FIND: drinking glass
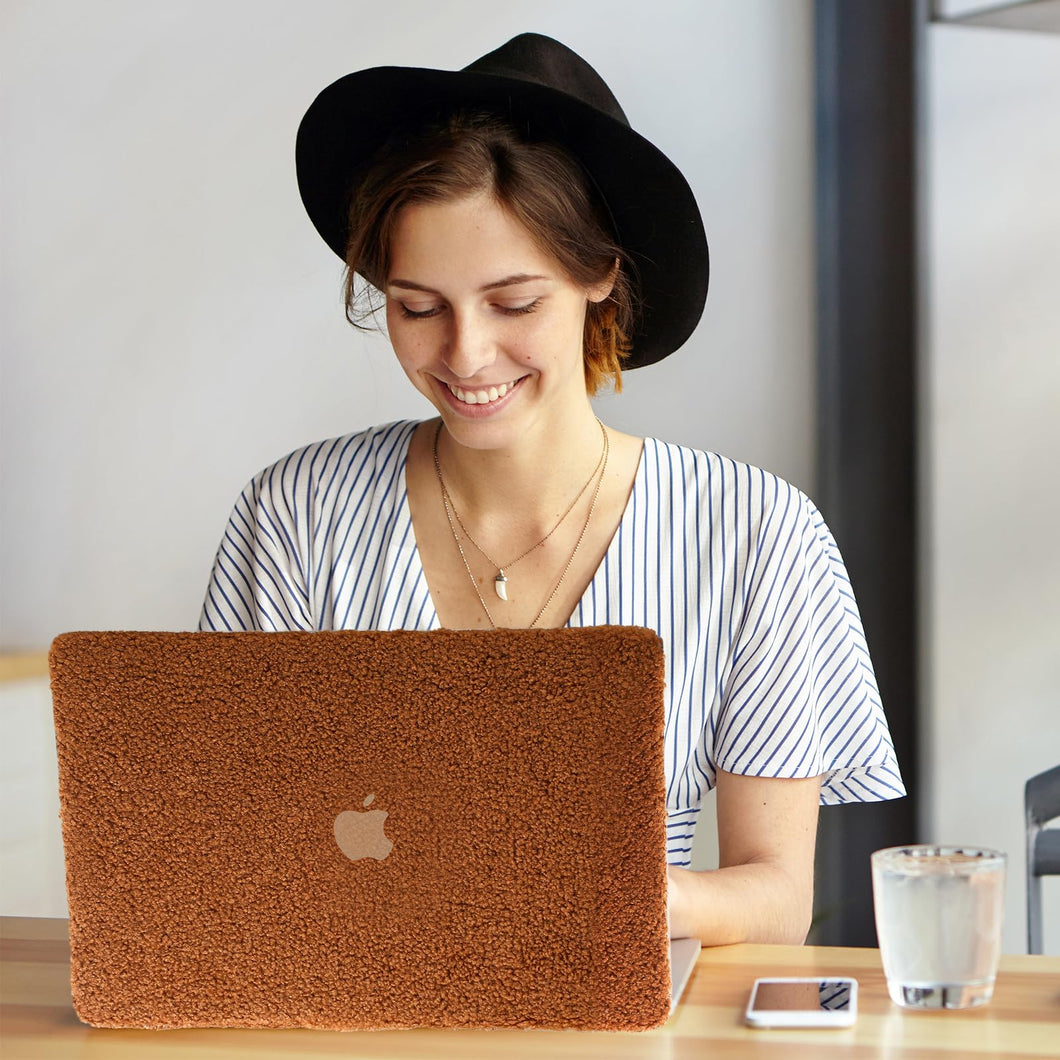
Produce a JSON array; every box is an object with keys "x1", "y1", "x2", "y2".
[{"x1": 871, "y1": 845, "x2": 1006, "y2": 1010}]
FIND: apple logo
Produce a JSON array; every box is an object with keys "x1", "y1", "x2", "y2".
[{"x1": 334, "y1": 794, "x2": 393, "y2": 862}]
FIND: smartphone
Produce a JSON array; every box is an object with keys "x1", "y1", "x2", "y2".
[{"x1": 744, "y1": 977, "x2": 858, "y2": 1028}]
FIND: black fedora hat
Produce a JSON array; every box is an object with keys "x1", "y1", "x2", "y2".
[{"x1": 296, "y1": 33, "x2": 708, "y2": 369}]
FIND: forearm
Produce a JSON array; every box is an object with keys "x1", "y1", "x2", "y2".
[{"x1": 668, "y1": 861, "x2": 813, "y2": 945}]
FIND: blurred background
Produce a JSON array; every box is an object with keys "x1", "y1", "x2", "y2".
[{"x1": 2, "y1": 0, "x2": 1057, "y2": 954}]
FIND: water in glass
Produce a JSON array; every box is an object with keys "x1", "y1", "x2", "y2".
[{"x1": 871, "y1": 845, "x2": 1005, "y2": 1009}]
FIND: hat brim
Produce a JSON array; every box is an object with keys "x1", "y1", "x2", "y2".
[{"x1": 296, "y1": 66, "x2": 708, "y2": 369}]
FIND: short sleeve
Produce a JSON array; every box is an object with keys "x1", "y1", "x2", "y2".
[
  {"x1": 199, "y1": 421, "x2": 428, "y2": 634},
  {"x1": 199, "y1": 453, "x2": 314, "y2": 632},
  {"x1": 712, "y1": 486, "x2": 905, "y2": 805}
]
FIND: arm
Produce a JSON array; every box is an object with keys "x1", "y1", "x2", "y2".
[
  {"x1": 199, "y1": 447, "x2": 324, "y2": 632},
  {"x1": 667, "y1": 768, "x2": 821, "y2": 945},
  {"x1": 199, "y1": 477, "x2": 312, "y2": 632}
]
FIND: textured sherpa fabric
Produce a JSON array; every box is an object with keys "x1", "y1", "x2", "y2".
[{"x1": 50, "y1": 627, "x2": 671, "y2": 1031}]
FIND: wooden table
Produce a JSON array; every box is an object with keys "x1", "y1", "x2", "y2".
[{"x1": 2, "y1": 917, "x2": 1058, "y2": 1058}]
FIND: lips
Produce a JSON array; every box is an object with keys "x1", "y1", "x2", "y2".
[{"x1": 445, "y1": 378, "x2": 521, "y2": 406}]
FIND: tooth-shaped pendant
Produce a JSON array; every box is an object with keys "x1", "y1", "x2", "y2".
[{"x1": 494, "y1": 571, "x2": 508, "y2": 601}]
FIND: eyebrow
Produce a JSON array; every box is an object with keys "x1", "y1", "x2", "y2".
[{"x1": 387, "y1": 273, "x2": 550, "y2": 294}]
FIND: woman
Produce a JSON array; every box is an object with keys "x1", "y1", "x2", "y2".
[{"x1": 200, "y1": 34, "x2": 904, "y2": 945}]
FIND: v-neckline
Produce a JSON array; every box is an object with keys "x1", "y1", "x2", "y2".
[{"x1": 395, "y1": 425, "x2": 648, "y2": 630}]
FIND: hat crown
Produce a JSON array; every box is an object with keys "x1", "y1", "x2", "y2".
[{"x1": 463, "y1": 33, "x2": 628, "y2": 127}]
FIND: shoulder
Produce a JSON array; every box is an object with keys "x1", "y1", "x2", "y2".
[
  {"x1": 640, "y1": 437, "x2": 817, "y2": 530},
  {"x1": 241, "y1": 420, "x2": 420, "y2": 503}
]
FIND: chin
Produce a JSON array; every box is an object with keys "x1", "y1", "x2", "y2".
[{"x1": 437, "y1": 414, "x2": 519, "y2": 452}]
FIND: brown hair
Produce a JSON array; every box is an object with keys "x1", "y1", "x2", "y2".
[{"x1": 343, "y1": 113, "x2": 638, "y2": 394}]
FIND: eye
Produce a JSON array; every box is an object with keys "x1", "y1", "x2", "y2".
[
  {"x1": 497, "y1": 298, "x2": 541, "y2": 317},
  {"x1": 397, "y1": 303, "x2": 444, "y2": 320}
]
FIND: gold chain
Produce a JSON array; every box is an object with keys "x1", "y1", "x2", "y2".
[
  {"x1": 434, "y1": 419, "x2": 610, "y2": 629},
  {"x1": 438, "y1": 425, "x2": 606, "y2": 583}
]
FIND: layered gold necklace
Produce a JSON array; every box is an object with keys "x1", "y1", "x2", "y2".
[{"x1": 432, "y1": 419, "x2": 609, "y2": 629}]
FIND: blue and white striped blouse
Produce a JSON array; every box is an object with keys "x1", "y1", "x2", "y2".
[{"x1": 200, "y1": 420, "x2": 905, "y2": 864}]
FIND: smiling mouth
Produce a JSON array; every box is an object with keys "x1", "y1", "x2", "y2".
[{"x1": 445, "y1": 378, "x2": 522, "y2": 406}]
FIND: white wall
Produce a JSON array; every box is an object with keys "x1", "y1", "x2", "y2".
[
  {"x1": 0, "y1": 0, "x2": 816, "y2": 651},
  {"x1": 0, "y1": 0, "x2": 813, "y2": 914},
  {"x1": 923, "y1": 22, "x2": 1060, "y2": 954}
]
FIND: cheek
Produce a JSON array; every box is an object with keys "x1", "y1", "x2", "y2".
[
  {"x1": 387, "y1": 319, "x2": 431, "y2": 368},
  {"x1": 527, "y1": 305, "x2": 588, "y2": 365},
  {"x1": 385, "y1": 301, "x2": 425, "y2": 344},
  {"x1": 511, "y1": 307, "x2": 583, "y2": 358}
]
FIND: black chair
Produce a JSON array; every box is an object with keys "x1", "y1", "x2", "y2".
[{"x1": 1025, "y1": 764, "x2": 1060, "y2": 954}]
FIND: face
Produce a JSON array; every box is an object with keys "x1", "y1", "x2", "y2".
[{"x1": 384, "y1": 191, "x2": 611, "y2": 449}]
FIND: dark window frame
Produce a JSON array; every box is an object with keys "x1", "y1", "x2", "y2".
[{"x1": 811, "y1": 0, "x2": 921, "y2": 946}]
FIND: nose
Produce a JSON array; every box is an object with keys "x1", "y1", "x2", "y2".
[{"x1": 443, "y1": 308, "x2": 496, "y2": 380}]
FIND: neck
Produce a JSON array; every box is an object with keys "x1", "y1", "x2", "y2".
[{"x1": 434, "y1": 408, "x2": 606, "y2": 529}]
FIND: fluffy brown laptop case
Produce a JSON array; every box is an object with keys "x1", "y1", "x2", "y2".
[{"x1": 49, "y1": 627, "x2": 671, "y2": 1031}]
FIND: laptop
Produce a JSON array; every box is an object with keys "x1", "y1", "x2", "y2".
[{"x1": 49, "y1": 627, "x2": 699, "y2": 1031}]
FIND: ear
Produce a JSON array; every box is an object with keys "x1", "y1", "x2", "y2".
[{"x1": 586, "y1": 258, "x2": 620, "y2": 304}]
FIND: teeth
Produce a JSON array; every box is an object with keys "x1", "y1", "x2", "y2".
[{"x1": 449, "y1": 380, "x2": 516, "y2": 405}]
